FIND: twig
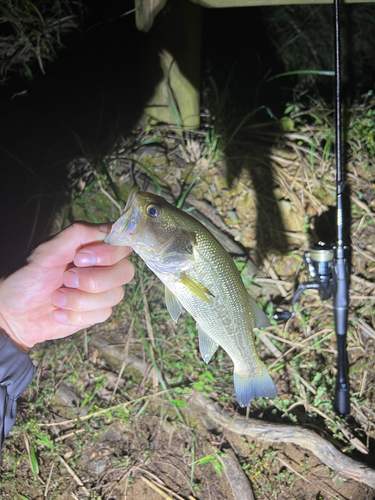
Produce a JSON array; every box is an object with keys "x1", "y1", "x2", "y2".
[
  {"x1": 83, "y1": 329, "x2": 88, "y2": 358},
  {"x1": 54, "y1": 428, "x2": 86, "y2": 443},
  {"x1": 138, "y1": 462, "x2": 195, "y2": 497},
  {"x1": 112, "y1": 318, "x2": 134, "y2": 400},
  {"x1": 288, "y1": 366, "x2": 316, "y2": 395},
  {"x1": 38, "y1": 389, "x2": 173, "y2": 426},
  {"x1": 258, "y1": 330, "x2": 295, "y2": 346},
  {"x1": 256, "y1": 331, "x2": 282, "y2": 358},
  {"x1": 253, "y1": 277, "x2": 293, "y2": 286},
  {"x1": 106, "y1": 465, "x2": 134, "y2": 499},
  {"x1": 141, "y1": 281, "x2": 159, "y2": 391},
  {"x1": 308, "y1": 405, "x2": 352, "y2": 446},
  {"x1": 271, "y1": 162, "x2": 327, "y2": 210},
  {"x1": 140, "y1": 476, "x2": 174, "y2": 500},
  {"x1": 190, "y1": 433, "x2": 196, "y2": 485},
  {"x1": 99, "y1": 185, "x2": 122, "y2": 215},
  {"x1": 58, "y1": 456, "x2": 89, "y2": 495},
  {"x1": 352, "y1": 243, "x2": 375, "y2": 263},
  {"x1": 351, "y1": 194, "x2": 374, "y2": 216},
  {"x1": 269, "y1": 329, "x2": 333, "y2": 369},
  {"x1": 262, "y1": 256, "x2": 288, "y2": 297},
  {"x1": 351, "y1": 275, "x2": 375, "y2": 289},
  {"x1": 352, "y1": 318, "x2": 375, "y2": 341},
  {"x1": 23, "y1": 433, "x2": 39, "y2": 482},
  {"x1": 140, "y1": 473, "x2": 196, "y2": 500},
  {"x1": 274, "y1": 456, "x2": 343, "y2": 500},
  {"x1": 44, "y1": 462, "x2": 55, "y2": 497}
]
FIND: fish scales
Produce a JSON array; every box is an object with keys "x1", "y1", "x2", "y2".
[
  {"x1": 157, "y1": 231, "x2": 261, "y2": 378},
  {"x1": 105, "y1": 186, "x2": 277, "y2": 407}
]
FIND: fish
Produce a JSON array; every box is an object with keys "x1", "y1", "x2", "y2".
[{"x1": 105, "y1": 186, "x2": 277, "y2": 407}]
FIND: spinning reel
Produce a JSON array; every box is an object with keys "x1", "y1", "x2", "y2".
[{"x1": 273, "y1": 242, "x2": 335, "y2": 324}]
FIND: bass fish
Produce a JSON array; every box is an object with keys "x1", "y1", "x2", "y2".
[{"x1": 105, "y1": 186, "x2": 277, "y2": 406}]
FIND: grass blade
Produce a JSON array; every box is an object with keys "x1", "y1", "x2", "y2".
[
  {"x1": 133, "y1": 160, "x2": 163, "y2": 196},
  {"x1": 267, "y1": 70, "x2": 335, "y2": 82}
]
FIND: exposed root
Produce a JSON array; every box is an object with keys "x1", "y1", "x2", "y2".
[
  {"x1": 188, "y1": 393, "x2": 375, "y2": 490},
  {"x1": 221, "y1": 449, "x2": 255, "y2": 500}
]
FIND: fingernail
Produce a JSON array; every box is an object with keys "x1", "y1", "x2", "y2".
[
  {"x1": 99, "y1": 223, "x2": 112, "y2": 233},
  {"x1": 52, "y1": 290, "x2": 66, "y2": 307},
  {"x1": 75, "y1": 251, "x2": 97, "y2": 266},
  {"x1": 51, "y1": 310, "x2": 67, "y2": 323},
  {"x1": 64, "y1": 270, "x2": 79, "y2": 288}
]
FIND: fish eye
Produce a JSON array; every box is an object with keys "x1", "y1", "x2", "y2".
[{"x1": 146, "y1": 203, "x2": 161, "y2": 218}]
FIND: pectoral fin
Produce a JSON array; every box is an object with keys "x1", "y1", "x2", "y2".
[
  {"x1": 179, "y1": 273, "x2": 214, "y2": 304},
  {"x1": 198, "y1": 324, "x2": 218, "y2": 364},
  {"x1": 165, "y1": 287, "x2": 182, "y2": 323}
]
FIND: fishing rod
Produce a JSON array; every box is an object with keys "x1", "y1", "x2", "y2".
[
  {"x1": 274, "y1": 0, "x2": 350, "y2": 416},
  {"x1": 332, "y1": 0, "x2": 350, "y2": 416}
]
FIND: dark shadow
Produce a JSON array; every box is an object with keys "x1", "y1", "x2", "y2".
[
  {"x1": 342, "y1": 4, "x2": 375, "y2": 101},
  {"x1": 0, "y1": 0, "x2": 163, "y2": 277},
  {"x1": 225, "y1": 137, "x2": 290, "y2": 260},
  {"x1": 201, "y1": 6, "x2": 293, "y2": 262}
]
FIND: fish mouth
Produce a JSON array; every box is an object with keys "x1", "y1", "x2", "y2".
[{"x1": 104, "y1": 186, "x2": 140, "y2": 245}]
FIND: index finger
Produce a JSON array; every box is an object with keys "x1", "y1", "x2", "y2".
[{"x1": 74, "y1": 242, "x2": 132, "y2": 267}]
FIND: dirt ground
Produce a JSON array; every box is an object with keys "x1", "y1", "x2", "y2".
[{"x1": 1, "y1": 321, "x2": 374, "y2": 500}]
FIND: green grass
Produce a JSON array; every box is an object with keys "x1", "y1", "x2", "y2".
[{"x1": 0, "y1": 0, "x2": 84, "y2": 81}]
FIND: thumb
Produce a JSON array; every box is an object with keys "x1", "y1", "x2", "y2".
[{"x1": 28, "y1": 222, "x2": 112, "y2": 269}]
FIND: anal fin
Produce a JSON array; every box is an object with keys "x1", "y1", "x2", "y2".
[
  {"x1": 247, "y1": 296, "x2": 271, "y2": 328},
  {"x1": 198, "y1": 324, "x2": 218, "y2": 364},
  {"x1": 234, "y1": 363, "x2": 277, "y2": 407}
]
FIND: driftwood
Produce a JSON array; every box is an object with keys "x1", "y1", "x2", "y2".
[{"x1": 188, "y1": 393, "x2": 375, "y2": 490}]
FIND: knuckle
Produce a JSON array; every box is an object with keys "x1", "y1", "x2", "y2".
[
  {"x1": 75, "y1": 312, "x2": 85, "y2": 326},
  {"x1": 76, "y1": 294, "x2": 85, "y2": 311},
  {"x1": 104, "y1": 307, "x2": 113, "y2": 321},
  {"x1": 109, "y1": 287, "x2": 124, "y2": 306},
  {"x1": 122, "y1": 260, "x2": 135, "y2": 282},
  {"x1": 88, "y1": 276, "x2": 99, "y2": 293},
  {"x1": 117, "y1": 286, "x2": 125, "y2": 302}
]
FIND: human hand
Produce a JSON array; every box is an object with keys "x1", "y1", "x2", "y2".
[{"x1": 0, "y1": 222, "x2": 134, "y2": 352}]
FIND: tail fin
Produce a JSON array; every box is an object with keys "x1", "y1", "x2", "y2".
[{"x1": 233, "y1": 363, "x2": 277, "y2": 408}]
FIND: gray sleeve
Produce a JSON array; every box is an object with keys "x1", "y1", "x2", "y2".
[{"x1": 0, "y1": 332, "x2": 36, "y2": 460}]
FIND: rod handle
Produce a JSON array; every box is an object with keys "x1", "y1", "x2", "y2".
[
  {"x1": 334, "y1": 383, "x2": 350, "y2": 416},
  {"x1": 334, "y1": 332, "x2": 350, "y2": 415}
]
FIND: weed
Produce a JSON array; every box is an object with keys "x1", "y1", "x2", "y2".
[
  {"x1": 194, "y1": 451, "x2": 227, "y2": 476},
  {"x1": 0, "y1": 0, "x2": 85, "y2": 81}
]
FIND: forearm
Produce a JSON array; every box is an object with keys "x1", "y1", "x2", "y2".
[{"x1": 0, "y1": 331, "x2": 36, "y2": 460}]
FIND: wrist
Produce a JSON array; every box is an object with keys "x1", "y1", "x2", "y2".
[{"x1": 0, "y1": 314, "x2": 30, "y2": 353}]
